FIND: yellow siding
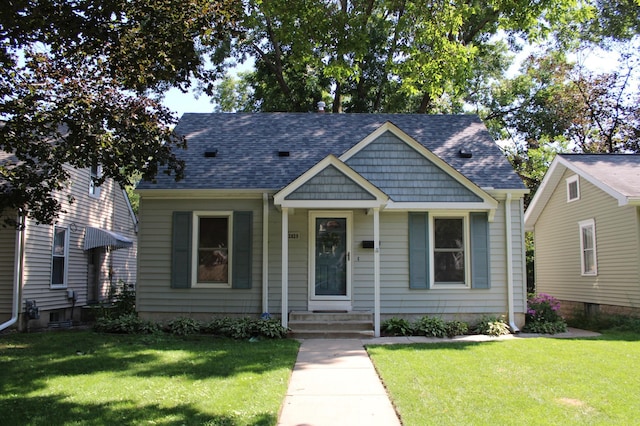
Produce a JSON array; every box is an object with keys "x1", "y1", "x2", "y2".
[{"x1": 535, "y1": 169, "x2": 640, "y2": 308}]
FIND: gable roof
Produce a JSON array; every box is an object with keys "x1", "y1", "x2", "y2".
[
  {"x1": 136, "y1": 113, "x2": 525, "y2": 193},
  {"x1": 525, "y1": 154, "x2": 640, "y2": 230}
]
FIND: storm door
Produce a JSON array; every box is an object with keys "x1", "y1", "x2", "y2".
[{"x1": 309, "y1": 212, "x2": 352, "y2": 310}]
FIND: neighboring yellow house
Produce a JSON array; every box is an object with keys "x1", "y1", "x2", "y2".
[
  {"x1": 0, "y1": 154, "x2": 138, "y2": 331},
  {"x1": 525, "y1": 154, "x2": 640, "y2": 318}
]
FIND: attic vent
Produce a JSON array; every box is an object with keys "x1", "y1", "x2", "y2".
[
  {"x1": 204, "y1": 149, "x2": 218, "y2": 158},
  {"x1": 278, "y1": 150, "x2": 290, "y2": 157},
  {"x1": 458, "y1": 147, "x2": 472, "y2": 158}
]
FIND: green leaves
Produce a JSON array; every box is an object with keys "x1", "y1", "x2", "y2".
[{"x1": 0, "y1": 0, "x2": 241, "y2": 225}]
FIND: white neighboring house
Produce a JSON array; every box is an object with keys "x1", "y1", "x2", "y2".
[
  {"x1": 0, "y1": 153, "x2": 138, "y2": 331},
  {"x1": 525, "y1": 154, "x2": 640, "y2": 318}
]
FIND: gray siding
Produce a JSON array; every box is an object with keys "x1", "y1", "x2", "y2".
[
  {"x1": 286, "y1": 165, "x2": 376, "y2": 200},
  {"x1": 346, "y1": 131, "x2": 482, "y2": 203},
  {"x1": 136, "y1": 198, "x2": 263, "y2": 318},
  {"x1": 535, "y1": 169, "x2": 640, "y2": 308},
  {"x1": 262, "y1": 201, "x2": 525, "y2": 318}
]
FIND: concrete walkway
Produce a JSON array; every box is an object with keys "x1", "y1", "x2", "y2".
[
  {"x1": 277, "y1": 339, "x2": 402, "y2": 426},
  {"x1": 277, "y1": 328, "x2": 600, "y2": 426}
]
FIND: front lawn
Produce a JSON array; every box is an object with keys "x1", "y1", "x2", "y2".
[
  {"x1": 367, "y1": 332, "x2": 640, "y2": 425},
  {"x1": 0, "y1": 331, "x2": 300, "y2": 425}
]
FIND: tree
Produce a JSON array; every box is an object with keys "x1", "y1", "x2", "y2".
[
  {"x1": 0, "y1": 0, "x2": 241, "y2": 226},
  {"x1": 215, "y1": 0, "x2": 583, "y2": 113}
]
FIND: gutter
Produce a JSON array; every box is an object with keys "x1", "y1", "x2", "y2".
[{"x1": 0, "y1": 210, "x2": 25, "y2": 332}]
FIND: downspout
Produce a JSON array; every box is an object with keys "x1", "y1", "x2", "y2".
[
  {"x1": 281, "y1": 208, "x2": 289, "y2": 328},
  {"x1": 505, "y1": 193, "x2": 519, "y2": 332},
  {"x1": 262, "y1": 193, "x2": 269, "y2": 315},
  {"x1": 0, "y1": 210, "x2": 25, "y2": 332}
]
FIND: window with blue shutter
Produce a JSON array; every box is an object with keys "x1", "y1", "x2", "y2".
[
  {"x1": 171, "y1": 212, "x2": 192, "y2": 288},
  {"x1": 470, "y1": 212, "x2": 490, "y2": 289},
  {"x1": 232, "y1": 211, "x2": 253, "y2": 289},
  {"x1": 409, "y1": 212, "x2": 430, "y2": 289}
]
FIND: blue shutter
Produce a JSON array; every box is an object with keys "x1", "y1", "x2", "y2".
[
  {"x1": 171, "y1": 212, "x2": 192, "y2": 289},
  {"x1": 232, "y1": 211, "x2": 253, "y2": 289},
  {"x1": 409, "y1": 212, "x2": 430, "y2": 289},
  {"x1": 470, "y1": 212, "x2": 490, "y2": 289}
]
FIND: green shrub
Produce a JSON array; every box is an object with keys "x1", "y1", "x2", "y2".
[
  {"x1": 413, "y1": 316, "x2": 447, "y2": 337},
  {"x1": 94, "y1": 313, "x2": 160, "y2": 334},
  {"x1": 569, "y1": 311, "x2": 640, "y2": 333},
  {"x1": 445, "y1": 320, "x2": 469, "y2": 337},
  {"x1": 202, "y1": 317, "x2": 235, "y2": 335},
  {"x1": 202, "y1": 316, "x2": 289, "y2": 339},
  {"x1": 474, "y1": 316, "x2": 511, "y2": 336},
  {"x1": 381, "y1": 317, "x2": 413, "y2": 336},
  {"x1": 166, "y1": 316, "x2": 201, "y2": 336},
  {"x1": 255, "y1": 318, "x2": 289, "y2": 339},
  {"x1": 523, "y1": 293, "x2": 568, "y2": 334}
]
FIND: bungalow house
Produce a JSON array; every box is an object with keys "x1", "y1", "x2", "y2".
[
  {"x1": 525, "y1": 154, "x2": 640, "y2": 318},
  {"x1": 135, "y1": 113, "x2": 529, "y2": 336},
  {"x1": 0, "y1": 154, "x2": 138, "y2": 331}
]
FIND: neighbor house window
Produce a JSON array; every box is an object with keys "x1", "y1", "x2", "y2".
[
  {"x1": 566, "y1": 175, "x2": 579, "y2": 202},
  {"x1": 432, "y1": 216, "x2": 468, "y2": 286},
  {"x1": 193, "y1": 212, "x2": 232, "y2": 286},
  {"x1": 579, "y1": 219, "x2": 597, "y2": 276},
  {"x1": 89, "y1": 165, "x2": 102, "y2": 197},
  {"x1": 51, "y1": 226, "x2": 69, "y2": 288}
]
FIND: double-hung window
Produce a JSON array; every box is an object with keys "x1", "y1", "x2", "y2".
[
  {"x1": 194, "y1": 212, "x2": 232, "y2": 286},
  {"x1": 579, "y1": 219, "x2": 597, "y2": 276},
  {"x1": 433, "y1": 216, "x2": 468, "y2": 286},
  {"x1": 51, "y1": 226, "x2": 69, "y2": 288},
  {"x1": 89, "y1": 165, "x2": 102, "y2": 197},
  {"x1": 566, "y1": 175, "x2": 579, "y2": 202},
  {"x1": 409, "y1": 212, "x2": 489, "y2": 290}
]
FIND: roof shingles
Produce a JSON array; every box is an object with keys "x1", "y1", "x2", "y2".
[{"x1": 137, "y1": 113, "x2": 524, "y2": 191}]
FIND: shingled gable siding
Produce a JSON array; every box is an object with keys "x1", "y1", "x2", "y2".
[
  {"x1": 285, "y1": 165, "x2": 376, "y2": 200},
  {"x1": 345, "y1": 131, "x2": 482, "y2": 202}
]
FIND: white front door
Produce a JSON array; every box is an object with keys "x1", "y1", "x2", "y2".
[{"x1": 309, "y1": 211, "x2": 352, "y2": 311}]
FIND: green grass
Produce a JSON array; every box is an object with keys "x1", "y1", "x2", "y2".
[
  {"x1": 368, "y1": 332, "x2": 640, "y2": 425},
  {"x1": 0, "y1": 331, "x2": 300, "y2": 425}
]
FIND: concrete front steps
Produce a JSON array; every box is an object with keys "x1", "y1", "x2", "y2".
[{"x1": 288, "y1": 311, "x2": 374, "y2": 338}]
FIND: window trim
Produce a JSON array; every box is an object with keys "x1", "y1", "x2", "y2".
[
  {"x1": 191, "y1": 211, "x2": 233, "y2": 288},
  {"x1": 566, "y1": 174, "x2": 580, "y2": 202},
  {"x1": 50, "y1": 225, "x2": 69, "y2": 289},
  {"x1": 429, "y1": 213, "x2": 470, "y2": 289},
  {"x1": 579, "y1": 218, "x2": 598, "y2": 276},
  {"x1": 89, "y1": 165, "x2": 102, "y2": 198}
]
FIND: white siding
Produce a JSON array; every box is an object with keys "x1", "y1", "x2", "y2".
[
  {"x1": 16, "y1": 165, "x2": 137, "y2": 321},
  {"x1": 535, "y1": 169, "x2": 640, "y2": 308}
]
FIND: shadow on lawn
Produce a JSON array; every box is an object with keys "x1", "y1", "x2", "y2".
[
  {"x1": 0, "y1": 331, "x2": 298, "y2": 425},
  {"x1": 1, "y1": 394, "x2": 275, "y2": 425}
]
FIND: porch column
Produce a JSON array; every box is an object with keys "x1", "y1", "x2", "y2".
[
  {"x1": 281, "y1": 207, "x2": 289, "y2": 328},
  {"x1": 373, "y1": 207, "x2": 381, "y2": 337}
]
